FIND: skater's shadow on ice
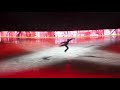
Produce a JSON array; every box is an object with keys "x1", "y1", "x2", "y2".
[{"x1": 42, "y1": 56, "x2": 52, "y2": 60}]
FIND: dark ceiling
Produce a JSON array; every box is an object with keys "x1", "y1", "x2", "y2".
[{"x1": 0, "y1": 12, "x2": 120, "y2": 31}]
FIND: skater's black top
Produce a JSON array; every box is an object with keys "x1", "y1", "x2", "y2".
[{"x1": 60, "y1": 38, "x2": 74, "y2": 46}]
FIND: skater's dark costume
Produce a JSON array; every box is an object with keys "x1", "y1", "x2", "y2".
[{"x1": 59, "y1": 38, "x2": 74, "y2": 52}]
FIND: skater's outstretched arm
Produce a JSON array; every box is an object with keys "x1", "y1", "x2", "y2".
[{"x1": 67, "y1": 38, "x2": 75, "y2": 42}]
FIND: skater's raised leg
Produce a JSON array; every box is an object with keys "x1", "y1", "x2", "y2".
[{"x1": 59, "y1": 44, "x2": 64, "y2": 47}]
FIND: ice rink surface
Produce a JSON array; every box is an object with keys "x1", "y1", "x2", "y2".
[{"x1": 0, "y1": 36, "x2": 120, "y2": 78}]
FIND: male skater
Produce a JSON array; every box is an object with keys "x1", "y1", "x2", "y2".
[{"x1": 59, "y1": 38, "x2": 75, "y2": 52}]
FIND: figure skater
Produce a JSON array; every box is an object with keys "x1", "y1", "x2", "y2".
[{"x1": 59, "y1": 38, "x2": 75, "y2": 52}]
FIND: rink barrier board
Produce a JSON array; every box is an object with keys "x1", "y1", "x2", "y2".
[{"x1": 0, "y1": 35, "x2": 119, "y2": 39}]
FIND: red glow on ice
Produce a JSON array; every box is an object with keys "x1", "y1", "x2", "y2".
[
  {"x1": 0, "y1": 30, "x2": 120, "y2": 78},
  {"x1": 1, "y1": 68, "x2": 120, "y2": 78}
]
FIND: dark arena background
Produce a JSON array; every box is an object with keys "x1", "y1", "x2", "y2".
[{"x1": 1, "y1": 12, "x2": 120, "y2": 78}]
